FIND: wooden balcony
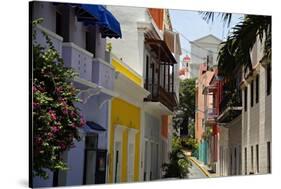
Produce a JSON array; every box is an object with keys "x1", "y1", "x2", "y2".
[{"x1": 144, "y1": 84, "x2": 177, "y2": 112}]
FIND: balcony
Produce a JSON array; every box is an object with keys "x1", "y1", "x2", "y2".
[
  {"x1": 206, "y1": 108, "x2": 218, "y2": 125},
  {"x1": 62, "y1": 42, "x2": 94, "y2": 81},
  {"x1": 92, "y1": 58, "x2": 115, "y2": 90},
  {"x1": 217, "y1": 90, "x2": 242, "y2": 123},
  {"x1": 34, "y1": 25, "x2": 117, "y2": 104},
  {"x1": 35, "y1": 25, "x2": 63, "y2": 55},
  {"x1": 145, "y1": 84, "x2": 177, "y2": 112}
]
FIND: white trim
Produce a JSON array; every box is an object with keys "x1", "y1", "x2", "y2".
[
  {"x1": 114, "y1": 72, "x2": 150, "y2": 105},
  {"x1": 127, "y1": 128, "x2": 139, "y2": 182},
  {"x1": 74, "y1": 76, "x2": 119, "y2": 98},
  {"x1": 113, "y1": 124, "x2": 127, "y2": 183},
  {"x1": 63, "y1": 42, "x2": 93, "y2": 58},
  {"x1": 74, "y1": 76, "x2": 98, "y2": 89},
  {"x1": 36, "y1": 24, "x2": 63, "y2": 42},
  {"x1": 217, "y1": 106, "x2": 243, "y2": 122},
  {"x1": 115, "y1": 124, "x2": 128, "y2": 131},
  {"x1": 115, "y1": 72, "x2": 150, "y2": 97},
  {"x1": 137, "y1": 21, "x2": 162, "y2": 40},
  {"x1": 128, "y1": 128, "x2": 139, "y2": 136},
  {"x1": 143, "y1": 102, "x2": 173, "y2": 117},
  {"x1": 101, "y1": 87, "x2": 119, "y2": 98},
  {"x1": 139, "y1": 110, "x2": 145, "y2": 181},
  {"x1": 191, "y1": 34, "x2": 222, "y2": 43},
  {"x1": 145, "y1": 9, "x2": 163, "y2": 39}
]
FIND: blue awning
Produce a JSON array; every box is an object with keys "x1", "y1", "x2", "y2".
[
  {"x1": 76, "y1": 4, "x2": 122, "y2": 38},
  {"x1": 86, "y1": 121, "x2": 106, "y2": 131},
  {"x1": 54, "y1": 3, "x2": 122, "y2": 38}
]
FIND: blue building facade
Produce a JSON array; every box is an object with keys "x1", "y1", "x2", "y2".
[{"x1": 31, "y1": 1, "x2": 121, "y2": 187}]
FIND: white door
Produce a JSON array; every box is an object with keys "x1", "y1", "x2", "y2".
[{"x1": 127, "y1": 143, "x2": 134, "y2": 182}]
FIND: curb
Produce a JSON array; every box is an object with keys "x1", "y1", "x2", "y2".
[{"x1": 188, "y1": 157, "x2": 211, "y2": 177}]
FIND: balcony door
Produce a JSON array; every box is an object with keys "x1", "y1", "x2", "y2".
[
  {"x1": 85, "y1": 26, "x2": 97, "y2": 55},
  {"x1": 55, "y1": 6, "x2": 70, "y2": 42},
  {"x1": 146, "y1": 54, "x2": 159, "y2": 98}
]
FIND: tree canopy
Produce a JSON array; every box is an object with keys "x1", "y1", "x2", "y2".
[
  {"x1": 173, "y1": 78, "x2": 196, "y2": 136},
  {"x1": 200, "y1": 12, "x2": 271, "y2": 80}
]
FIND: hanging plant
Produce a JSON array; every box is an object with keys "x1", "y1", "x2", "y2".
[{"x1": 32, "y1": 19, "x2": 85, "y2": 179}]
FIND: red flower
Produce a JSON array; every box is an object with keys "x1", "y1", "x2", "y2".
[
  {"x1": 51, "y1": 126, "x2": 60, "y2": 133},
  {"x1": 55, "y1": 86, "x2": 63, "y2": 94},
  {"x1": 47, "y1": 132, "x2": 54, "y2": 138},
  {"x1": 33, "y1": 86, "x2": 38, "y2": 93},
  {"x1": 34, "y1": 137, "x2": 43, "y2": 145},
  {"x1": 79, "y1": 118, "x2": 86, "y2": 127},
  {"x1": 69, "y1": 110, "x2": 76, "y2": 117},
  {"x1": 59, "y1": 142, "x2": 66, "y2": 150},
  {"x1": 33, "y1": 102, "x2": 40, "y2": 109},
  {"x1": 69, "y1": 123, "x2": 76, "y2": 128},
  {"x1": 62, "y1": 108, "x2": 68, "y2": 115},
  {"x1": 48, "y1": 110, "x2": 57, "y2": 120}
]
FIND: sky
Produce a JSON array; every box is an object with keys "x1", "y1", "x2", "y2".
[{"x1": 169, "y1": 9, "x2": 244, "y2": 58}]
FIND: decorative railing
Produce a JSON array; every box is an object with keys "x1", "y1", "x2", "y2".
[
  {"x1": 145, "y1": 84, "x2": 177, "y2": 111},
  {"x1": 35, "y1": 25, "x2": 115, "y2": 91},
  {"x1": 92, "y1": 58, "x2": 115, "y2": 90},
  {"x1": 35, "y1": 25, "x2": 63, "y2": 55},
  {"x1": 219, "y1": 90, "x2": 242, "y2": 114},
  {"x1": 62, "y1": 42, "x2": 93, "y2": 81}
]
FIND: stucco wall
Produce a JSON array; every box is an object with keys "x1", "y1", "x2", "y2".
[
  {"x1": 195, "y1": 71, "x2": 214, "y2": 141},
  {"x1": 241, "y1": 62, "x2": 271, "y2": 175},
  {"x1": 106, "y1": 6, "x2": 151, "y2": 76},
  {"x1": 33, "y1": 2, "x2": 56, "y2": 33},
  {"x1": 76, "y1": 96, "x2": 109, "y2": 149},
  {"x1": 143, "y1": 112, "x2": 161, "y2": 180},
  {"x1": 65, "y1": 136, "x2": 85, "y2": 186},
  {"x1": 108, "y1": 98, "x2": 141, "y2": 183},
  {"x1": 218, "y1": 126, "x2": 229, "y2": 176},
  {"x1": 33, "y1": 169, "x2": 54, "y2": 188}
]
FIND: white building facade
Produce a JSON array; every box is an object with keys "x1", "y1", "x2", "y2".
[
  {"x1": 106, "y1": 6, "x2": 181, "y2": 180},
  {"x1": 190, "y1": 35, "x2": 222, "y2": 78},
  {"x1": 241, "y1": 40, "x2": 272, "y2": 175}
]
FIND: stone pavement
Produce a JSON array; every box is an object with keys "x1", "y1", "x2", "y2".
[
  {"x1": 187, "y1": 157, "x2": 208, "y2": 179},
  {"x1": 188, "y1": 157, "x2": 219, "y2": 178}
]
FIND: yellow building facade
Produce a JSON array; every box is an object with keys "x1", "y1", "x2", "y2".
[{"x1": 108, "y1": 57, "x2": 145, "y2": 183}]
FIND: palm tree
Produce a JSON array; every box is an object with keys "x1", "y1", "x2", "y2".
[
  {"x1": 200, "y1": 12, "x2": 271, "y2": 79},
  {"x1": 199, "y1": 11, "x2": 233, "y2": 27}
]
